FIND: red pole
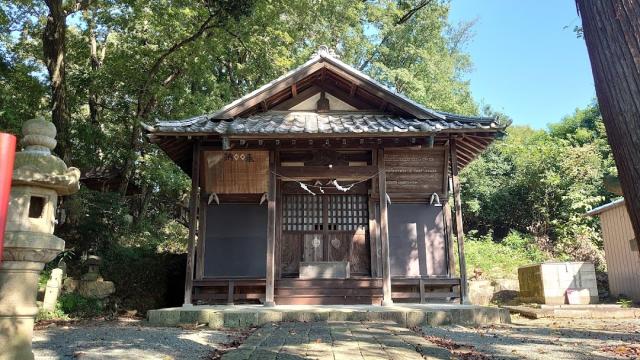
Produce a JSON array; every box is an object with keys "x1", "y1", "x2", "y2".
[{"x1": 0, "y1": 133, "x2": 16, "y2": 263}]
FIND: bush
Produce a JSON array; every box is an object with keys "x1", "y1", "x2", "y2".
[
  {"x1": 101, "y1": 246, "x2": 186, "y2": 313},
  {"x1": 58, "y1": 293, "x2": 104, "y2": 317},
  {"x1": 464, "y1": 230, "x2": 550, "y2": 280},
  {"x1": 36, "y1": 306, "x2": 69, "y2": 322}
]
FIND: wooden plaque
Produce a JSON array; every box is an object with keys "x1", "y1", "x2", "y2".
[
  {"x1": 203, "y1": 150, "x2": 269, "y2": 194},
  {"x1": 384, "y1": 148, "x2": 445, "y2": 195}
]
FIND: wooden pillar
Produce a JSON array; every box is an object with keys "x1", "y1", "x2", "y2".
[
  {"x1": 264, "y1": 151, "x2": 277, "y2": 307},
  {"x1": 195, "y1": 190, "x2": 207, "y2": 280},
  {"x1": 450, "y1": 138, "x2": 469, "y2": 304},
  {"x1": 442, "y1": 143, "x2": 455, "y2": 277},
  {"x1": 183, "y1": 141, "x2": 200, "y2": 306},
  {"x1": 377, "y1": 149, "x2": 393, "y2": 306},
  {"x1": 443, "y1": 200, "x2": 456, "y2": 276}
]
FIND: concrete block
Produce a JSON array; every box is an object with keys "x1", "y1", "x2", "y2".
[
  {"x1": 377, "y1": 311, "x2": 407, "y2": 326},
  {"x1": 405, "y1": 311, "x2": 427, "y2": 327},
  {"x1": 238, "y1": 311, "x2": 258, "y2": 329},
  {"x1": 208, "y1": 312, "x2": 224, "y2": 329},
  {"x1": 257, "y1": 311, "x2": 283, "y2": 325},
  {"x1": 282, "y1": 311, "x2": 311, "y2": 322},
  {"x1": 426, "y1": 311, "x2": 452, "y2": 326},
  {"x1": 179, "y1": 309, "x2": 209, "y2": 324},
  {"x1": 223, "y1": 312, "x2": 243, "y2": 328},
  {"x1": 147, "y1": 309, "x2": 180, "y2": 326}
]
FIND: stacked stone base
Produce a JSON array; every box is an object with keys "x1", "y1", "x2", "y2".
[{"x1": 148, "y1": 305, "x2": 510, "y2": 329}]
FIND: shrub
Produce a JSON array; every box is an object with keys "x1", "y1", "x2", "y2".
[
  {"x1": 464, "y1": 230, "x2": 551, "y2": 280},
  {"x1": 36, "y1": 306, "x2": 69, "y2": 322},
  {"x1": 58, "y1": 293, "x2": 104, "y2": 317},
  {"x1": 101, "y1": 246, "x2": 186, "y2": 313}
]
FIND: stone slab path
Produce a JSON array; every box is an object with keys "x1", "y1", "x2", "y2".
[{"x1": 220, "y1": 321, "x2": 451, "y2": 360}]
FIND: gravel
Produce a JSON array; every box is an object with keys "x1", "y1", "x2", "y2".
[
  {"x1": 33, "y1": 320, "x2": 241, "y2": 360},
  {"x1": 33, "y1": 315, "x2": 640, "y2": 359},
  {"x1": 420, "y1": 315, "x2": 640, "y2": 359}
]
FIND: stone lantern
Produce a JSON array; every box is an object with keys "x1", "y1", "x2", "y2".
[{"x1": 0, "y1": 118, "x2": 80, "y2": 360}]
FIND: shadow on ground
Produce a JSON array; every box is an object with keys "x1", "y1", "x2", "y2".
[{"x1": 32, "y1": 321, "x2": 238, "y2": 360}]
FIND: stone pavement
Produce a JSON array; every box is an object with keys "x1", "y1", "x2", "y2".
[{"x1": 221, "y1": 321, "x2": 451, "y2": 360}]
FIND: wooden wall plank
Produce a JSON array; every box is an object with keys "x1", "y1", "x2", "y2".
[{"x1": 202, "y1": 150, "x2": 269, "y2": 194}]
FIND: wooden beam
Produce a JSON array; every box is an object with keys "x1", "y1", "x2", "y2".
[
  {"x1": 322, "y1": 62, "x2": 440, "y2": 119},
  {"x1": 275, "y1": 165, "x2": 377, "y2": 181},
  {"x1": 349, "y1": 83, "x2": 357, "y2": 97},
  {"x1": 368, "y1": 196, "x2": 379, "y2": 277},
  {"x1": 264, "y1": 150, "x2": 277, "y2": 307},
  {"x1": 444, "y1": 199, "x2": 455, "y2": 277},
  {"x1": 442, "y1": 143, "x2": 455, "y2": 277},
  {"x1": 215, "y1": 62, "x2": 325, "y2": 118},
  {"x1": 320, "y1": 81, "x2": 378, "y2": 110},
  {"x1": 378, "y1": 149, "x2": 393, "y2": 306},
  {"x1": 462, "y1": 136, "x2": 489, "y2": 152},
  {"x1": 227, "y1": 280, "x2": 235, "y2": 305},
  {"x1": 183, "y1": 141, "x2": 200, "y2": 306},
  {"x1": 195, "y1": 187, "x2": 207, "y2": 280},
  {"x1": 450, "y1": 138, "x2": 469, "y2": 304},
  {"x1": 291, "y1": 83, "x2": 298, "y2": 97},
  {"x1": 271, "y1": 85, "x2": 321, "y2": 110}
]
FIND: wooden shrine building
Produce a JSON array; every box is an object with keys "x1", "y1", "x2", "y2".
[{"x1": 143, "y1": 46, "x2": 506, "y2": 306}]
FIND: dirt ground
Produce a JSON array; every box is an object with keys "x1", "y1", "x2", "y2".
[
  {"x1": 420, "y1": 314, "x2": 640, "y2": 359},
  {"x1": 32, "y1": 315, "x2": 640, "y2": 359}
]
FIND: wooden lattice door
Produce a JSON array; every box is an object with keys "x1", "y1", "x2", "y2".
[{"x1": 280, "y1": 193, "x2": 371, "y2": 277}]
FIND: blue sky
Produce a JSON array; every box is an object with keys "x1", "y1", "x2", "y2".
[{"x1": 448, "y1": 0, "x2": 596, "y2": 128}]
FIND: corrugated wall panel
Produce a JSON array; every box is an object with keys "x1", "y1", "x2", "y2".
[{"x1": 600, "y1": 206, "x2": 640, "y2": 301}]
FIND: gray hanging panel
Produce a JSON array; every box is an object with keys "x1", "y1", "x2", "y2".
[
  {"x1": 203, "y1": 204, "x2": 267, "y2": 277},
  {"x1": 388, "y1": 203, "x2": 447, "y2": 277}
]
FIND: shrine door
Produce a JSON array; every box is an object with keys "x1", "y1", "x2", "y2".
[{"x1": 280, "y1": 193, "x2": 371, "y2": 277}]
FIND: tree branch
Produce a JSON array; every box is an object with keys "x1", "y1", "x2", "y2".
[
  {"x1": 396, "y1": 0, "x2": 435, "y2": 25},
  {"x1": 137, "y1": 12, "x2": 218, "y2": 116}
]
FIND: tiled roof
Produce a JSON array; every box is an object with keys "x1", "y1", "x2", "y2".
[{"x1": 143, "y1": 112, "x2": 501, "y2": 136}]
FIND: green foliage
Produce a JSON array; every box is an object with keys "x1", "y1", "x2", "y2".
[
  {"x1": 36, "y1": 306, "x2": 69, "y2": 322},
  {"x1": 616, "y1": 295, "x2": 633, "y2": 308},
  {"x1": 100, "y1": 246, "x2": 186, "y2": 312},
  {"x1": 465, "y1": 230, "x2": 549, "y2": 280},
  {"x1": 461, "y1": 102, "x2": 615, "y2": 269},
  {"x1": 58, "y1": 293, "x2": 104, "y2": 317}
]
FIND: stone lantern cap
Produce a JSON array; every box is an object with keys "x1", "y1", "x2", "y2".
[
  {"x1": 84, "y1": 255, "x2": 101, "y2": 266},
  {"x1": 11, "y1": 117, "x2": 80, "y2": 195}
]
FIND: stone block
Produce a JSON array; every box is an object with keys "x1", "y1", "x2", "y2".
[
  {"x1": 299, "y1": 261, "x2": 350, "y2": 279},
  {"x1": 147, "y1": 309, "x2": 180, "y2": 326},
  {"x1": 468, "y1": 280, "x2": 494, "y2": 306},
  {"x1": 257, "y1": 311, "x2": 283, "y2": 325},
  {"x1": 179, "y1": 309, "x2": 209, "y2": 324},
  {"x1": 208, "y1": 312, "x2": 224, "y2": 329},
  {"x1": 405, "y1": 311, "x2": 427, "y2": 327},
  {"x1": 62, "y1": 278, "x2": 79, "y2": 293},
  {"x1": 493, "y1": 278, "x2": 520, "y2": 291},
  {"x1": 77, "y1": 279, "x2": 115, "y2": 299},
  {"x1": 426, "y1": 311, "x2": 452, "y2": 326}
]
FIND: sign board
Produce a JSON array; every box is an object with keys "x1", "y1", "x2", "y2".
[
  {"x1": 384, "y1": 148, "x2": 445, "y2": 195},
  {"x1": 203, "y1": 150, "x2": 269, "y2": 194}
]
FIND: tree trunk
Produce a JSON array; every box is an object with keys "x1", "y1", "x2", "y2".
[
  {"x1": 87, "y1": 12, "x2": 102, "y2": 126},
  {"x1": 576, "y1": 0, "x2": 640, "y2": 247},
  {"x1": 43, "y1": 0, "x2": 70, "y2": 162}
]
